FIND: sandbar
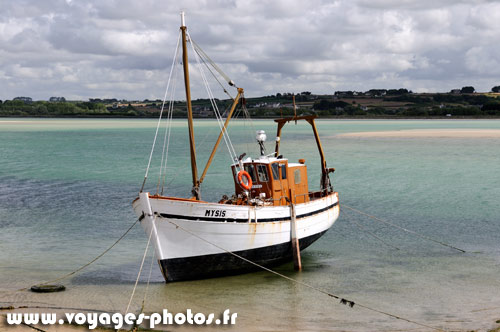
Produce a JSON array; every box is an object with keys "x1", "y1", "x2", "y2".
[{"x1": 337, "y1": 129, "x2": 500, "y2": 138}]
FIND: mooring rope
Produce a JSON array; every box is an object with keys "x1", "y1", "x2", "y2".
[
  {"x1": 14, "y1": 218, "x2": 140, "y2": 292},
  {"x1": 20, "y1": 322, "x2": 46, "y2": 332},
  {"x1": 342, "y1": 204, "x2": 466, "y2": 253},
  {"x1": 124, "y1": 217, "x2": 155, "y2": 316},
  {"x1": 165, "y1": 219, "x2": 446, "y2": 332},
  {"x1": 140, "y1": 245, "x2": 156, "y2": 314},
  {"x1": 343, "y1": 210, "x2": 401, "y2": 251}
]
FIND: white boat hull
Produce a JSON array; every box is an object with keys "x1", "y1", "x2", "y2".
[{"x1": 132, "y1": 192, "x2": 339, "y2": 281}]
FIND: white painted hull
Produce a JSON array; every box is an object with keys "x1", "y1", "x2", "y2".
[{"x1": 132, "y1": 192, "x2": 339, "y2": 281}]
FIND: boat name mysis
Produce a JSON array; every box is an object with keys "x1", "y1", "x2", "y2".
[{"x1": 205, "y1": 209, "x2": 226, "y2": 217}]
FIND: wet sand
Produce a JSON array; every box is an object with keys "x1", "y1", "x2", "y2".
[{"x1": 337, "y1": 129, "x2": 500, "y2": 138}]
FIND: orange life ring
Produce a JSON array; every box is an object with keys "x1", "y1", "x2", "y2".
[{"x1": 237, "y1": 170, "x2": 252, "y2": 190}]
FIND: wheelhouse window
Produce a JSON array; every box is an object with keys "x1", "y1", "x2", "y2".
[
  {"x1": 271, "y1": 163, "x2": 280, "y2": 180},
  {"x1": 244, "y1": 164, "x2": 257, "y2": 182},
  {"x1": 294, "y1": 169, "x2": 301, "y2": 184},
  {"x1": 256, "y1": 164, "x2": 269, "y2": 182},
  {"x1": 281, "y1": 164, "x2": 287, "y2": 179}
]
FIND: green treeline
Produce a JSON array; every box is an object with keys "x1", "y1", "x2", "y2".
[
  {"x1": 0, "y1": 100, "x2": 112, "y2": 117},
  {"x1": 1, "y1": 89, "x2": 500, "y2": 118},
  {"x1": 310, "y1": 93, "x2": 500, "y2": 117}
]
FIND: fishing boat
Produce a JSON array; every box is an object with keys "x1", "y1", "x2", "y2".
[{"x1": 132, "y1": 12, "x2": 339, "y2": 282}]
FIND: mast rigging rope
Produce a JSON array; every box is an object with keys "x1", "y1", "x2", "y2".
[
  {"x1": 191, "y1": 38, "x2": 235, "y2": 87},
  {"x1": 157, "y1": 45, "x2": 181, "y2": 195},
  {"x1": 192, "y1": 42, "x2": 234, "y2": 101},
  {"x1": 141, "y1": 31, "x2": 182, "y2": 192},
  {"x1": 187, "y1": 31, "x2": 240, "y2": 169}
]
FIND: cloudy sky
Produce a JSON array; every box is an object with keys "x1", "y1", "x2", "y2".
[{"x1": 1, "y1": 0, "x2": 500, "y2": 101}]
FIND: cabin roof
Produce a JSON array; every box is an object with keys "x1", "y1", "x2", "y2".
[
  {"x1": 231, "y1": 156, "x2": 306, "y2": 167},
  {"x1": 288, "y1": 162, "x2": 305, "y2": 167},
  {"x1": 231, "y1": 156, "x2": 283, "y2": 167}
]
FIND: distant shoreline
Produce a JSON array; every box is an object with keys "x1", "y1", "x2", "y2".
[
  {"x1": 1, "y1": 115, "x2": 500, "y2": 120},
  {"x1": 2, "y1": 91, "x2": 500, "y2": 119},
  {"x1": 337, "y1": 129, "x2": 500, "y2": 138}
]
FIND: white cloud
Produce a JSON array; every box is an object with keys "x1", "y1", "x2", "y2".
[
  {"x1": 1, "y1": 0, "x2": 500, "y2": 100},
  {"x1": 465, "y1": 46, "x2": 500, "y2": 75}
]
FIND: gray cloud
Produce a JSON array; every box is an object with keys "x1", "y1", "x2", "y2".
[{"x1": 1, "y1": 0, "x2": 500, "y2": 100}]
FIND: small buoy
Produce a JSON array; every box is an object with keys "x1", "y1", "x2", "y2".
[{"x1": 30, "y1": 284, "x2": 66, "y2": 293}]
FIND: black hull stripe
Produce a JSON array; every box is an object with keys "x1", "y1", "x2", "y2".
[
  {"x1": 159, "y1": 230, "x2": 327, "y2": 282},
  {"x1": 154, "y1": 201, "x2": 339, "y2": 223}
]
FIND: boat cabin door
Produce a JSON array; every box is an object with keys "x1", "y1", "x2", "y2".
[{"x1": 270, "y1": 161, "x2": 289, "y2": 206}]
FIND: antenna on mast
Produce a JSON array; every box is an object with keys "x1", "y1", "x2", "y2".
[
  {"x1": 293, "y1": 94, "x2": 297, "y2": 124},
  {"x1": 180, "y1": 11, "x2": 186, "y2": 27}
]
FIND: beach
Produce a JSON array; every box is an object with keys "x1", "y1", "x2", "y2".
[{"x1": 337, "y1": 128, "x2": 500, "y2": 138}]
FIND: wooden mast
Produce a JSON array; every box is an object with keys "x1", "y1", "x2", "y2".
[{"x1": 180, "y1": 12, "x2": 200, "y2": 200}]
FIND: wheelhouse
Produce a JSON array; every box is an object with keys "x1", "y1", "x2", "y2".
[{"x1": 231, "y1": 157, "x2": 309, "y2": 206}]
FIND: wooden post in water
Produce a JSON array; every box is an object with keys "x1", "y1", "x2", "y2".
[{"x1": 289, "y1": 189, "x2": 302, "y2": 270}]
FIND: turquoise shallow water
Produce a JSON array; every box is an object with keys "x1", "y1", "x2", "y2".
[{"x1": 1, "y1": 118, "x2": 500, "y2": 331}]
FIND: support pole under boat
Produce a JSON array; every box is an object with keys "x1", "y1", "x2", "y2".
[{"x1": 289, "y1": 189, "x2": 302, "y2": 271}]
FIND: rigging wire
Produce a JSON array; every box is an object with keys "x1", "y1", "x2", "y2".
[
  {"x1": 187, "y1": 31, "x2": 240, "y2": 169},
  {"x1": 159, "y1": 101, "x2": 176, "y2": 195},
  {"x1": 190, "y1": 38, "x2": 235, "y2": 88},
  {"x1": 238, "y1": 94, "x2": 258, "y2": 154},
  {"x1": 157, "y1": 45, "x2": 181, "y2": 194},
  {"x1": 188, "y1": 34, "x2": 234, "y2": 155},
  {"x1": 140, "y1": 30, "x2": 182, "y2": 193},
  {"x1": 192, "y1": 42, "x2": 234, "y2": 101}
]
